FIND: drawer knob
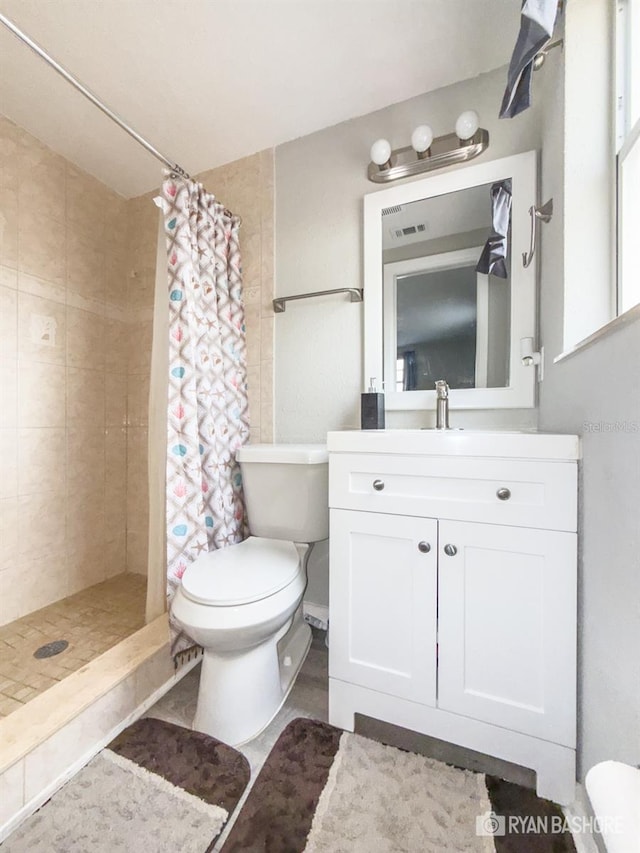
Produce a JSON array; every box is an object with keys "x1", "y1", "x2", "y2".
[
  {"x1": 444, "y1": 544, "x2": 457, "y2": 557},
  {"x1": 496, "y1": 487, "x2": 512, "y2": 501},
  {"x1": 418, "y1": 541, "x2": 431, "y2": 553},
  {"x1": 373, "y1": 479, "x2": 385, "y2": 491}
]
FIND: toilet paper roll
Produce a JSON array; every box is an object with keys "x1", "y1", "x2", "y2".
[{"x1": 585, "y1": 760, "x2": 640, "y2": 853}]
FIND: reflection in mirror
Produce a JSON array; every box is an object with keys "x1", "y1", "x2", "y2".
[{"x1": 382, "y1": 183, "x2": 510, "y2": 393}]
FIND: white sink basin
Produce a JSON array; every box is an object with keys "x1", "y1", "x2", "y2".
[{"x1": 326, "y1": 429, "x2": 580, "y2": 461}]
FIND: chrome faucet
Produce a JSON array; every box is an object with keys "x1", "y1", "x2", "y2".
[{"x1": 435, "y1": 380, "x2": 450, "y2": 430}]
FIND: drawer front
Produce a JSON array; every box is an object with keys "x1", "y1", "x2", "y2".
[{"x1": 329, "y1": 453, "x2": 577, "y2": 532}]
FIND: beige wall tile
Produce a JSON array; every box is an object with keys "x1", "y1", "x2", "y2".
[
  {"x1": 66, "y1": 367, "x2": 105, "y2": 428},
  {"x1": 18, "y1": 271, "x2": 66, "y2": 305},
  {"x1": 0, "y1": 496, "x2": 18, "y2": 573},
  {"x1": 260, "y1": 316, "x2": 274, "y2": 362},
  {"x1": 105, "y1": 248, "x2": 128, "y2": 308},
  {"x1": 0, "y1": 117, "x2": 21, "y2": 191},
  {"x1": 66, "y1": 230, "x2": 106, "y2": 303},
  {"x1": 0, "y1": 565, "x2": 20, "y2": 625},
  {"x1": 19, "y1": 154, "x2": 66, "y2": 224},
  {"x1": 0, "y1": 285, "x2": 17, "y2": 358},
  {"x1": 243, "y1": 283, "x2": 261, "y2": 306},
  {"x1": 103, "y1": 192, "x2": 129, "y2": 249},
  {"x1": 66, "y1": 289, "x2": 105, "y2": 317},
  {"x1": 66, "y1": 427, "x2": 105, "y2": 498},
  {"x1": 12, "y1": 553, "x2": 68, "y2": 618},
  {"x1": 0, "y1": 358, "x2": 17, "y2": 429},
  {"x1": 0, "y1": 187, "x2": 18, "y2": 269},
  {"x1": 127, "y1": 317, "x2": 152, "y2": 375},
  {"x1": 18, "y1": 209, "x2": 66, "y2": 286},
  {"x1": 18, "y1": 492, "x2": 66, "y2": 564},
  {"x1": 18, "y1": 427, "x2": 66, "y2": 497},
  {"x1": 241, "y1": 231, "x2": 261, "y2": 282},
  {"x1": 260, "y1": 401, "x2": 274, "y2": 443},
  {"x1": 261, "y1": 271, "x2": 274, "y2": 318},
  {"x1": 127, "y1": 373, "x2": 149, "y2": 427},
  {"x1": 0, "y1": 265, "x2": 18, "y2": 290},
  {"x1": 66, "y1": 166, "x2": 106, "y2": 244},
  {"x1": 126, "y1": 428, "x2": 148, "y2": 529},
  {"x1": 105, "y1": 318, "x2": 129, "y2": 374},
  {"x1": 127, "y1": 270, "x2": 155, "y2": 310},
  {"x1": 67, "y1": 494, "x2": 106, "y2": 592},
  {"x1": 18, "y1": 362, "x2": 66, "y2": 428},
  {"x1": 105, "y1": 427, "x2": 127, "y2": 507},
  {"x1": 126, "y1": 529, "x2": 148, "y2": 575},
  {"x1": 104, "y1": 530, "x2": 127, "y2": 578},
  {"x1": 18, "y1": 291, "x2": 66, "y2": 365},
  {"x1": 245, "y1": 304, "x2": 261, "y2": 366},
  {"x1": 66, "y1": 305, "x2": 105, "y2": 371},
  {"x1": 105, "y1": 372, "x2": 127, "y2": 427},
  {"x1": 0, "y1": 429, "x2": 17, "y2": 499}
]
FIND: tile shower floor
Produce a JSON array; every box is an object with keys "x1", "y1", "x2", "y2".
[{"x1": 0, "y1": 573, "x2": 146, "y2": 718}]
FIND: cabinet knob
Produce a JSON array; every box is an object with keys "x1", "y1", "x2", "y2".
[
  {"x1": 496, "y1": 487, "x2": 511, "y2": 501},
  {"x1": 372, "y1": 479, "x2": 385, "y2": 491},
  {"x1": 418, "y1": 541, "x2": 431, "y2": 553},
  {"x1": 443, "y1": 544, "x2": 457, "y2": 557}
]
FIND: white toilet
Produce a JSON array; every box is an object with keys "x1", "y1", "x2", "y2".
[{"x1": 171, "y1": 443, "x2": 328, "y2": 746}]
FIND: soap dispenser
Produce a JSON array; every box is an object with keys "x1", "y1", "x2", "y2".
[{"x1": 361, "y1": 378, "x2": 385, "y2": 430}]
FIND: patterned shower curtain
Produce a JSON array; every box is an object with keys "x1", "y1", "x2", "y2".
[{"x1": 159, "y1": 176, "x2": 250, "y2": 655}]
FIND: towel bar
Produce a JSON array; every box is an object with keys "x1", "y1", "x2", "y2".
[{"x1": 273, "y1": 287, "x2": 363, "y2": 313}]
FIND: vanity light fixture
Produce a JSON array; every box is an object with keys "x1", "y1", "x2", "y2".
[{"x1": 367, "y1": 110, "x2": 489, "y2": 183}]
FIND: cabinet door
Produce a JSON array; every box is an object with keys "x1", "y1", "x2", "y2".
[
  {"x1": 438, "y1": 520, "x2": 576, "y2": 746},
  {"x1": 329, "y1": 509, "x2": 437, "y2": 705}
]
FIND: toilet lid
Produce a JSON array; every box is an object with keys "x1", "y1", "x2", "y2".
[{"x1": 180, "y1": 537, "x2": 301, "y2": 606}]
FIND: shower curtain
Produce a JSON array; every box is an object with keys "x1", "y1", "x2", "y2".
[{"x1": 153, "y1": 176, "x2": 250, "y2": 655}]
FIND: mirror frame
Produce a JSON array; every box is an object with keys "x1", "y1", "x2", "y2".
[{"x1": 363, "y1": 150, "x2": 538, "y2": 410}]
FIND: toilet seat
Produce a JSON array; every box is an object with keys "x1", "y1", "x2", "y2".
[{"x1": 180, "y1": 537, "x2": 301, "y2": 607}]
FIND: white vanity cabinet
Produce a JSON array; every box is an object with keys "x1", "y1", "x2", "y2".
[{"x1": 327, "y1": 430, "x2": 579, "y2": 804}]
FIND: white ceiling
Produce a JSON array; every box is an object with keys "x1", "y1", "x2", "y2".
[{"x1": 0, "y1": 0, "x2": 519, "y2": 198}]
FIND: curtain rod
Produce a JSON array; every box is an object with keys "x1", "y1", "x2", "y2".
[{"x1": 0, "y1": 11, "x2": 191, "y2": 180}]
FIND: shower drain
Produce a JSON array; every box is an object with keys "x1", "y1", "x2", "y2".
[{"x1": 33, "y1": 640, "x2": 69, "y2": 659}]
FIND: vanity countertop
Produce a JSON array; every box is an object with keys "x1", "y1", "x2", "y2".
[{"x1": 326, "y1": 429, "x2": 581, "y2": 461}]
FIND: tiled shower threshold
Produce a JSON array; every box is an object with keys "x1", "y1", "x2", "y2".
[{"x1": 0, "y1": 612, "x2": 198, "y2": 839}]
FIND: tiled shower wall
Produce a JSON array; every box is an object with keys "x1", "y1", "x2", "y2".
[
  {"x1": 120, "y1": 150, "x2": 276, "y2": 577},
  {"x1": 0, "y1": 115, "x2": 131, "y2": 624},
  {"x1": 0, "y1": 115, "x2": 274, "y2": 605}
]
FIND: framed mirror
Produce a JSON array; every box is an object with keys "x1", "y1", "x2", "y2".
[{"x1": 364, "y1": 150, "x2": 537, "y2": 410}]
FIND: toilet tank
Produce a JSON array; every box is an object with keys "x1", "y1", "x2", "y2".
[{"x1": 236, "y1": 444, "x2": 329, "y2": 542}]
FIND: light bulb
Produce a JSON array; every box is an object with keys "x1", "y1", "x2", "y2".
[
  {"x1": 411, "y1": 124, "x2": 433, "y2": 155},
  {"x1": 455, "y1": 110, "x2": 480, "y2": 142},
  {"x1": 370, "y1": 138, "x2": 392, "y2": 167}
]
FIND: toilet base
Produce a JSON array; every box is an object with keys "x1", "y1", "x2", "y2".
[{"x1": 193, "y1": 608, "x2": 312, "y2": 746}]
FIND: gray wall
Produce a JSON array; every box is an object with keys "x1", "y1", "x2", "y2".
[
  {"x1": 537, "y1": 51, "x2": 640, "y2": 780},
  {"x1": 275, "y1": 51, "x2": 640, "y2": 783},
  {"x1": 274, "y1": 66, "x2": 542, "y2": 441}
]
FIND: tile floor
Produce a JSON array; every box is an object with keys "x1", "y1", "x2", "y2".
[
  {"x1": 0, "y1": 573, "x2": 147, "y2": 718},
  {"x1": 147, "y1": 626, "x2": 329, "y2": 851}
]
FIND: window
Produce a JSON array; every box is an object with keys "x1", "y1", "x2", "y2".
[{"x1": 616, "y1": 0, "x2": 640, "y2": 314}]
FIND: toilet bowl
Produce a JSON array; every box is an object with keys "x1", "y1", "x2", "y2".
[{"x1": 171, "y1": 443, "x2": 328, "y2": 746}]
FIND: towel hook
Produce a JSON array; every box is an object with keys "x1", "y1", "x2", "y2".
[{"x1": 522, "y1": 198, "x2": 553, "y2": 268}]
